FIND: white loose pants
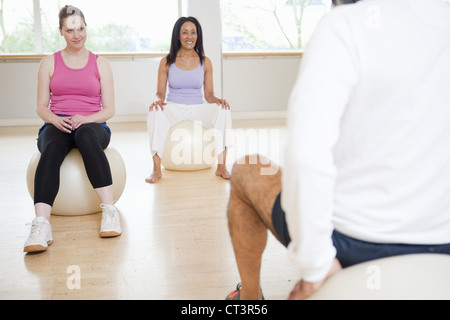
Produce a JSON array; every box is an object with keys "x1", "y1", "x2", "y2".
[{"x1": 147, "y1": 102, "x2": 232, "y2": 157}]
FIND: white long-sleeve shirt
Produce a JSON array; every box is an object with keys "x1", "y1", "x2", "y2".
[{"x1": 282, "y1": 0, "x2": 450, "y2": 282}]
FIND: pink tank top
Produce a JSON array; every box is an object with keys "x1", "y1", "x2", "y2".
[{"x1": 50, "y1": 51, "x2": 102, "y2": 116}]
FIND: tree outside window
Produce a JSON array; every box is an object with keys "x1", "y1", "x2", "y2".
[
  {"x1": 221, "y1": 0, "x2": 331, "y2": 52},
  {"x1": 1, "y1": 0, "x2": 332, "y2": 55},
  {"x1": 0, "y1": 0, "x2": 178, "y2": 54}
]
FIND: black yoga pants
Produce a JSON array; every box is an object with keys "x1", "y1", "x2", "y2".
[{"x1": 34, "y1": 123, "x2": 112, "y2": 206}]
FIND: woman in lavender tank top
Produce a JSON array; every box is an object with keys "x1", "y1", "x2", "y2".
[{"x1": 146, "y1": 17, "x2": 232, "y2": 183}]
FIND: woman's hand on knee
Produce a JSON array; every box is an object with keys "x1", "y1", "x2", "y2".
[
  {"x1": 216, "y1": 99, "x2": 230, "y2": 110},
  {"x1": 51, "y1": 115, "x2": 73, "y2": 133},
  {"x1": 149, "y1": 100, "x2": 167, "y2": 112},
  {"x1": 71, "y1": 114, "x2": 90, "y2": 130}
]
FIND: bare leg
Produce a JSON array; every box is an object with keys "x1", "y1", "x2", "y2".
[
  {"x1": 227, "y1": 154, "x2": 281, "y2": 300},
  {"x1": 35, "y1": 203, "x2": 52, "y2": 221},
  {"x1": 145, "y1": 154, "x2": 162, "y2": 183},
  {"x1": 95, "y1": 185, "x2": 114, "y2": 204},
  {"x1": 216, "y1": 147, "x2": 231, "y2": 179}
]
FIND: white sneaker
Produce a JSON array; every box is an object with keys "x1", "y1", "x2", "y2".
[
  {"x1": 100, "y1": 203, "x2": 122, "y2": 238},
  {"x1": 24, "y1": 217, "x2": 53, "y2": 253}
]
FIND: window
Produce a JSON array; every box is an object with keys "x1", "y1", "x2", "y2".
[
  {"x1": 221, "y1": 0, "x2": 331, "y2": 53},
  {"x1": 0, "y1": 0, "x2": 180, "y2": 54},
  {"x1": 0, "y1": 0, "x2": 35, "y2": 54},
  {"x1": 1, "y1": 0, "x2": 331, "y2": 55}
]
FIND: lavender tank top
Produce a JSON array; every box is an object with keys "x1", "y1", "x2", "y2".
[{"x1": 166, "y1": 63, "x2": 204, "y2": 105}]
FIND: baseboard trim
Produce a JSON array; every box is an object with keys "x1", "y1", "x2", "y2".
[
  {"x1": 0, "y1": 111, "x2": 287, "y2": 127},
  {"x1": 231, "y1": 111, "x2": 287, "y2": 120}
]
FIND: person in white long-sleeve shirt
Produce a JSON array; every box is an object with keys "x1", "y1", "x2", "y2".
[{"x1": 226, "y1": 0, "x2": 450, "y2": 300}]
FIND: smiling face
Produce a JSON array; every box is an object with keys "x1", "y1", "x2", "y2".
[
  {"x1": 59, "y1": 15, "x2": 86, "y2": 49},
  {"x1": 179, "y1": 21, "x2": 197, "y2": 50}
]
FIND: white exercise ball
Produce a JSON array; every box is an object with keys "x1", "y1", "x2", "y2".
[
  {"x1": 161, "y1": 121, "x2": 216, "y2": 171},
  {"x1": 26, "y1": 147, "x2": 126, "y2": 216},
  {"x1": 308, "y1": 254, "x2": 450, "y2": 300}
]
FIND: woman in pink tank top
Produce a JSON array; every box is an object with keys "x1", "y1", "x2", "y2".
[{"x1": 24, "y1": 5, "x2": 122, "y2": 253}]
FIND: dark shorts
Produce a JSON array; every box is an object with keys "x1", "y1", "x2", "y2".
[{"x1": 272, "y1": 192, "x2": 450, "y2": 268}]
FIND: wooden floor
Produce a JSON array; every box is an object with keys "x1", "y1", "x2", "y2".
[{"x1": 0, "y1": 119, "x2": 302, "y2": 300}]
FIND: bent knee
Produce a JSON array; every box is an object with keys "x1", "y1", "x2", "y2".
[
  {"x1": 232, "y1": 154, "x2": 277, "y2": 174},
  {"x1": 231, "y1": 154, "x2": 278, "y2": 185},
  {"x1": 74, "y1": 126, "x2": 97, "y2": 144},
  {"x1": 40, "y1": 139, "x2": 70, "y2": 155},
  {"x1": 232, "y1": 154, "x2": 259, "y2": 175}
]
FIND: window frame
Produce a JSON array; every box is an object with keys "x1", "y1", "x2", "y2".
[
  {"x1": 0, "y1": 0, "x2": 309, "y2": 60},
  {"x1": 0, "y1": 0, "x2": 182, "y2": 58}
]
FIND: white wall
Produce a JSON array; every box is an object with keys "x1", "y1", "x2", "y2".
[
  {"x1": 223, "y1": 55, "x2": 301, "y2": 115},
  {"x1": 0, "y1": 57, "x2": 159, "y2": 125},
  {"x1": 188, "y1": 0, "x2": 223, "y2": 98},
  {"x1": 0, "y1": 61, "x2": 40, "y2": 120},
  {"x1": 0, "y1": 55, "x2": 301, "y2": 125}
]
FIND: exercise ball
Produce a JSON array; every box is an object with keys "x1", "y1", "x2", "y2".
[
  {"x1": 26, "y1": 147, "x2": 126, "y2": 216},
  {"x1": 308, "y1": 254, "x2": 450, "y2": 300},
  {"x1": 161, "y1": 121, "x2": 216, "y2": 171}
]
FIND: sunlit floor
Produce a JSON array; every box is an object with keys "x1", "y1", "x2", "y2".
[{"x1": 0, "y1": 118, "x2": 302, "y2": 300}]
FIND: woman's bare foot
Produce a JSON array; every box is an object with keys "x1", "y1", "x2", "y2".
[
  {"x1": 145, "y1": 170, "x2": 162, "y2": 183},
  {"x1": 216, "y1": 149, "x2": 230, "y2": 179},
  {"x1": 146, "y1": 154, "x2": 162, "y2": 183},
  {"x1": 216, "y1": 164, "x2": 231, "y2": 180}
]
